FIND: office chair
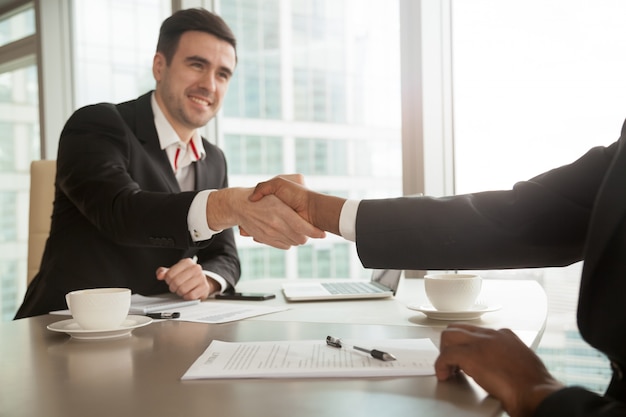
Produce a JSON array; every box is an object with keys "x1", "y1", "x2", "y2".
[{"x1": 27, "y1": 160, "x2": 56, "y2": 284}]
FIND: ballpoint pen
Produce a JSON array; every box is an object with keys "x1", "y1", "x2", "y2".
[
  {"x1": 146, "y1": 312, "x2": 180, "y2": 319},
  {"x1": 352, "y1": 345, "x2": 397, "y2": 361},
  {"x1": 326, "y1": 335, "x2": 397, "y2": 361}
]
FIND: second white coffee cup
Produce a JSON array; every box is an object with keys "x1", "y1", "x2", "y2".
[
  {"x1": 424, "y1": 273, "x2": 482, "y2": 311},
  {"x1": 65, "y1": 288, "x2": 131, "y2": 330}
]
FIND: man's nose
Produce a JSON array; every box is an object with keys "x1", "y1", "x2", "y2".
[{"x1": 199, "y1": 71, "x2": 217, "y2": 93}]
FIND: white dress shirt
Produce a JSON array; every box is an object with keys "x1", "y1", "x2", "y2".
[
  {"x1": 151, "y1": 94, "x2": 227, "y2": 293},
  {"x1": 339, "y1": 199, "x2": 360, "y2": 242}
]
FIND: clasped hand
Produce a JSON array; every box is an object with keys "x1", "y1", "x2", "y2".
[
  {"x1": 156, "y1": 257, "x2": 215, "y2": 300},
  {"x1": 238, "y1": 174, "x2": 325, "y2": 249}
]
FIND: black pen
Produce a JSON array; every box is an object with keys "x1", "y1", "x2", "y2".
[
  {"x1": 326, "y1": 335, "x2": 396, "y2": 361},
  {"x1": 352, "y1": 345, "x2": 397, "y2": 361},
  {"x1": 146, "y1": 312, "x2": 180, "y2": 319}
]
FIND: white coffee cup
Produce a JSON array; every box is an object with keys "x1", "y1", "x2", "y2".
[
  {"x1": 424, "y1": 273, "x2": 482, "y2": 311},
  {"x1": 65, "y1": 288, "x2": 131, "y2": 330}
]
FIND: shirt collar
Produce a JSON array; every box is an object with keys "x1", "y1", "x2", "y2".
[{"x1": 151, "y1": 92, "x2": 206, "y2": 159}]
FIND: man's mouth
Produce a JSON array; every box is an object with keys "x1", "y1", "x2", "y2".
[{"x1": 189, "y1": 95, "x2": 211, "y2": 107}]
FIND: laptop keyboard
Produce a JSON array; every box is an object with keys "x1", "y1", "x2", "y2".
[{"x1": 321, "y1": 282, "x2": 386, "y2": 295}]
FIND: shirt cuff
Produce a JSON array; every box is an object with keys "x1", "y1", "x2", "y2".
[
  {"x1": 339, "y1": 199, "x2": 360, "y2": 242},
  {"x1": 204, "y1": 270, "x2": 228, "y2": 295},
  {"x1": 188, "y1": 190, "x2": 223, "y2": 242}
]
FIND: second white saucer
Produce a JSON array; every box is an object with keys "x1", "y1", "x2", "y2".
[{"x1": 407, "y1": 303, "x2": 502, "y2": 320}]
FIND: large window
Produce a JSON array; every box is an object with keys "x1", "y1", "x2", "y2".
[
  {"x1": 220, "y1": 0, "x2": 282, "y2": 119},
  {"x1": 0, "y1": 3, "x2": 38, "y2": 321},
  {"x1": 224, "y1": 134, "x2": 283, "y2": 175},
  {"x1": 2, "y1": 0, "x2": 400, "y2": 311},
  {"x1": 219, "y1": 0, "x2": 402, "y2": 281},
  {"x1": 72, "y1": 0, "x2": 171, "y2": 107},
  {"x1": 450, "y1": 0, "x2": 626, "y2": 393},
  {"x1": 0, "y1": 4, "x2": 34, "y2": 47}
]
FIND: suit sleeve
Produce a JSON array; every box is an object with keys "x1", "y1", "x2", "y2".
[
  {"x1": 58, "y1": 103, "x2": 214, "y2": 250},
  {"x1": 194, "y1": 145, "x2": 240, "y2": 289},
  {"x1": 355, "y1": 140, "x2": 618, "y2": 270}
]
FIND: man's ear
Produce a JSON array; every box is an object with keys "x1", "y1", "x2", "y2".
[{"x1": 152, "y1": 52, "x2": 166, "y2": 82}]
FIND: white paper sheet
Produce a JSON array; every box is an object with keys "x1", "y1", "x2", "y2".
[
  {"x1": 128, "y1": 294, "x2": 200, "y2": 313},
  {"x1": 166, "y1": 301, "x2": 289, "y2": 324},
  {"x1": 181, "y1": 338, "x2": 439, "y2": 380}
]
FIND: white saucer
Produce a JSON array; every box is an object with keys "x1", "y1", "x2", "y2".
[
  {"x1": 407, "y1": 303, "x2": 502, "y2": 320},
  {"x1": 47, "y1": 315, "x2": 153, "y2": 340}
]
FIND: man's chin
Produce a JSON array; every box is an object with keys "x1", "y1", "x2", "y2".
[{"x1": 185, "y1": 113, "x2": 215, "y2": 129}]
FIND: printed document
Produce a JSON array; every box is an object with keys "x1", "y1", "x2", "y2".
[
  {"x1": 165, "y1": 301, "x2": 288, "y2": 324},
  {"x1": 181, "y1": 338, "x2": 438, "y2": 380}
]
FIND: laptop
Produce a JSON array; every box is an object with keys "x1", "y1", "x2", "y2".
[{"x1": 282, "y1": 269, "x2": 403, "y2": 301}]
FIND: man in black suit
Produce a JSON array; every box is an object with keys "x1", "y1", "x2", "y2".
[
  {"x1": 249, "y1": 122, "x2": 626, "y2": 416},
  {"x1": 15, "y1": 8, "x2": 323, "y2": 319}
]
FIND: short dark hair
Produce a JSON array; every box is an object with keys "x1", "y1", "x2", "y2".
[{"x1": 156, "y1": 8, "x2": 237, "y2": 64}]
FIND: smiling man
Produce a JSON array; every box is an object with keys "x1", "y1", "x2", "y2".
[{"x1": 14, "y1": 8, "x2": 323, "y2": 319}]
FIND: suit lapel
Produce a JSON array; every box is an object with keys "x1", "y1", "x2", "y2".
[
  {"x1": 194, "y1": 150, "x2": 212, "y2": 190},
  {"x1": 133, "y1": 93, "x2": 181, "y2": 193}
]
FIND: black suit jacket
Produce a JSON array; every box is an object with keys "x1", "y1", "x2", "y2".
[
  {"x1": 15, "y1": 92, "x2": 240, "y2": 318},
  {"x1": 355, "y1": 120, "x2": 626, "y2": 415}
]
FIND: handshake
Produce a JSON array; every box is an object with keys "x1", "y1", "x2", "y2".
[{"x1": 205, "y1": 174, "x2": 347, "y2": 249}]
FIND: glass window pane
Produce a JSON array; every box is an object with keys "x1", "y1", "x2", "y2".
[
  {"x1": 0, "y1": 192, "x2": 17, "y2": 241},
  {"x1": 266, "y1": 137, "x2": 283, "y2": 172},
  {"x1": 244, "y1": 135, "x2": 262, "y2": 172},
  {"x1": 297, "y1": 245, "x2": 314, "y2": 278},
  {"x1": 0, "y1": 62, "x2": 39, "y2": 321},
  {"x1": 222, "y1": 0, "x2": 282, "y2": 119},
  {"x1": 1, "y1": 260, "x2": 18, "y2": 321},
  {"x1": 0, "y1": 122, "x2": 14, "y2": 170},
  {"x1": 72, "y1": 0, "x2": 171, "y2": 107},
  {"x1": 220, "y1": 0, "x2": 401, "y2": 281},
  {"x1": 333, "y1": 243, "x2": 350, "y2": 278},
  {"x1": 0, "y1": 6, "x2": 35, "y2": 47},
  {"x1": 316, "y1": 248, "x2": 331, "y2": 278},
  {"x1": 223, "y1": 134, "x2": 283, "y2": 176},
  {"x1": 268, "y1": 249, "x2": 286, "y2": 278},
  {"x1": 451, "y1": 0, "x2": 624, "y2": 394},
  {"x1": 224, "y1": 134, "x2": 243, "y2": 175}
]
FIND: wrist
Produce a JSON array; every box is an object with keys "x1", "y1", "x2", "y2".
[
  {"x1": 516, "y1": 381, "x2": 565, "y2": 417},
  {"x1": 206, "y1": 188, "x2": 241, "y2": 230},
  {"x1": 311, "y1": 194, "x2": 345, "y2": 235}
]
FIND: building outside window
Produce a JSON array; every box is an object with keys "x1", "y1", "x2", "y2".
[
  {"x1": 219, "y1": 0, "x2": 402, "y2": 281},
  {"x1": 0, "y1": 4, "x2": 38, "y2": 321},
  {"x1": 72, "y1": 0, "x2": 171, "y2": 108}
]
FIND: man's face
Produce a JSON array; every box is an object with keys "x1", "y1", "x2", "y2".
[{"x1": 153, "y1": 30, "x2": 236, "y2": 140}]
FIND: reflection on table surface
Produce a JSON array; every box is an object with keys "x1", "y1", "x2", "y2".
[
  {"x1": 0, "y1": 278, "x2": 546, "y2": 417},
  {"x1": 237, "y1": 278, "x2": 546, "y2": 347}
]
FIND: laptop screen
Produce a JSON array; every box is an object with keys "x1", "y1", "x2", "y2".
[{"x1": 371, "y1": 269, "x2": 402, "y2": 295}]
